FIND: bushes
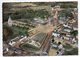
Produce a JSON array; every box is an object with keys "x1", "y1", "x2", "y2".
[
  {"x1": 63, "y1": 43, "x2": 72, "y2": 49},
  {"x1": 70, "y1": 30, "x2": 78, "y2": 38},
  {"x1": 12, "y1": 25, "x2": 29, "y2": 36},
  {"x1": 62, "y1": 48, "x2": 78, "y2": 55},
  {"x1": 3, "y1": 25, "x2": 13, "y2": 41},
  {"x1": 59, "y1": 10, "x2": 74, "y2": 19}
]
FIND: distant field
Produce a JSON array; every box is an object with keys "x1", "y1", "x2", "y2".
[
  {"x1": 12, "y1": 3, "x2": 37, "y2": 7},
  {"x1": 11, "y1": 5, "x2": 52, "y2": 14}
]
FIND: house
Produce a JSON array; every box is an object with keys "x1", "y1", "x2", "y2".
[
  {"x1": 73, "y1": 27, "x2": 78, "y2": 30},
  {"x1": 33, "y1": 17, "x2": 47, "y2": 25},
  {"x1": 62, "y1": 26, "x2": 72, "y2": 32},
  {"x1": 63, "y1": 24, "x2": 71, "y2": 29},
  {"x1": 52, "y1": 32, "x2": 60, "y2": 37},
  {"x1": 9, "y1": 41, "x2": 16, "y2": 47}
]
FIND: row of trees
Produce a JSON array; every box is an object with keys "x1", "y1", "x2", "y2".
[
  {"x1": 70, "y1": 30, "x2": 78, "y2": 39},
  {"x1": 3, "y1": 9, "x2": 51, "y2": 22}
]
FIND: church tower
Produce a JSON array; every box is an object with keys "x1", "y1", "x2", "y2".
[{"x1": 8, "y1": 16, "x2": 13, "y2": 26}]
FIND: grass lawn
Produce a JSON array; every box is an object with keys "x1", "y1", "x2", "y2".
[{"x1": 21, "y1": 43, "x2": 39, "y2": 52}]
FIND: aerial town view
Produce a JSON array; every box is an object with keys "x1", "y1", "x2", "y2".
[{"x1": 3, "y1": 2, "x2": 78, "y2": 56}]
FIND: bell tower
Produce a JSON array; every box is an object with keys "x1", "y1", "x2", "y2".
[{"x1": 8, "y1": 16, "x2": 13, "y2": 27}]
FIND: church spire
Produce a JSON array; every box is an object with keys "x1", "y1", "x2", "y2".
[{"x1": 8, "y1": 16, "x2": 13, "y2": 26}]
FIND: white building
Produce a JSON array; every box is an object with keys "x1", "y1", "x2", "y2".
[
  {"x1": 73, "y1": 27, "x2": 78, "y2": 30},
  {"x1": 8, "y1": 16, "x2": 13, "y2": 26},
  {"x1": 63, "y1": 24, "x2": 71, "y2": 28},
  {"x1": 52, "y1": 32, "x2": 60, "y2": 37},
  {"x1": 64, "y1": 28, "x2": 71, "y2": 33}
]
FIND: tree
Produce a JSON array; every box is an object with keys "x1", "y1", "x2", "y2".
[
  {"x1": 62, "y1": 48, "x2": 78, "y2": 55},
  {"x1": 52, "y1": 38, "x2": 54, "y2": 43},
  {"x1": 70, "y1": 30, "x2": 78, "y2": 38},
  {"x1": 60, "y1": 32, "x2": 66, "y2": 36},
  {"x1": 59, "y1": 10, "x2": 74, "y2": 19},
  {"x1": 3, "y1": 3, "x2": 12, "y2": 22},
  {"x1": 3, "y1": 25, "x2": 13, "y2": 41}
]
